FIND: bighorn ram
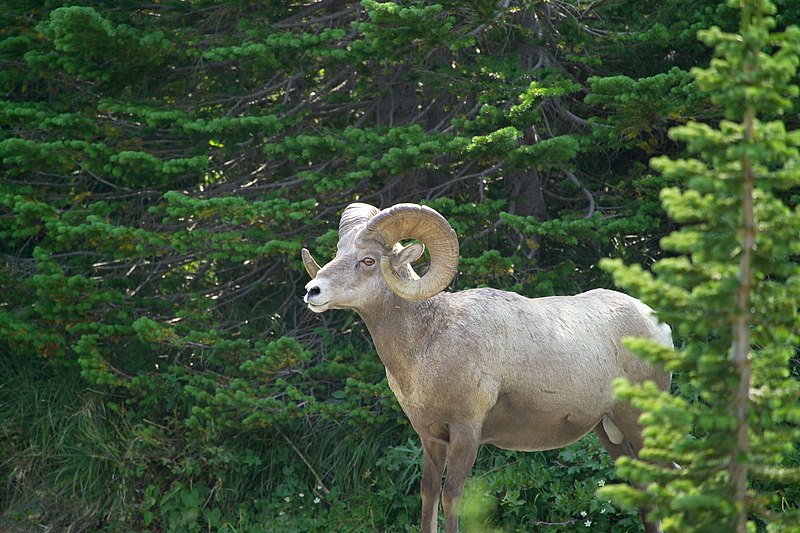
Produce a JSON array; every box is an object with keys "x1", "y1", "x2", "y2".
[{"x1": 302, "y1": 202, "x2": 672, "y2": 533}]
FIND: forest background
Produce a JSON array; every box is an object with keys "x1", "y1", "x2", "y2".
[{"x1": 1, "y1": 0, "x2": 798, "y2": 531}]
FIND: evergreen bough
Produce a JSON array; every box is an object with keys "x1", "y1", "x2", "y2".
[{"x1": 601, "y1": 1, "x2": 800, "y2": 531}]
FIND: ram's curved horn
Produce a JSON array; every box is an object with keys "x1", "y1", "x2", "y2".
[
  {"x1": 301, "y1": 248, "x2": 321, "y2": 278},
  {"x1": 359, "y1": 203, "x2": 459, "y2": 300},
  {"x1": 339, "y1": 203, "x2": 380, "y2": 239}
]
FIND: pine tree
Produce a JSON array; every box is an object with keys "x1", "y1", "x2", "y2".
[
  {"x1": 601, "y1": 0, "x2": 800, "y2": 531},
  {"x1": 3, "y1": 1, "x2": 798, "y2": 529},
  {"x1": 1, "y1": 1, "x2": 714, "y2": 529}
]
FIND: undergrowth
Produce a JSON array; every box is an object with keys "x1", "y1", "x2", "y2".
[
  {"x1": 0, "y1": 357, "x2": 133, "y2": 530},
  {"x1": 1, "y1": 353, "x2": 645, "y2": 532}
]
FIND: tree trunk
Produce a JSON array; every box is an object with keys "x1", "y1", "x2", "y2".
[{"x1": 730, "y1": 62, "x2": 756, "y2": 533}]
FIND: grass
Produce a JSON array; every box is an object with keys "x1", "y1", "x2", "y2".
[{"x1": 0, "y1": 355, "x2": 134, "y2": 531}]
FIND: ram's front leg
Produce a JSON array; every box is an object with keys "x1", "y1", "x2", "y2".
[
  {"x1": 441, "y1": 424, "x2": 480, "y2": 533},
  {"x1": 420, "y1": 438, "x2": 447, "y2": 533}
]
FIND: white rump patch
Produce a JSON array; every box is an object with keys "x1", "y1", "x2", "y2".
[{"x1": 602, "y1": 416, "x2": 625, "y2": 445}]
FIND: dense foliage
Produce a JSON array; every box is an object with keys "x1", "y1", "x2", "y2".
[
  {"x1": 602, "y1": 1, "x2": 800, "y2": 531},
  {"x1": 0, "y1": 0, "x2": 797, "y2": 531}
]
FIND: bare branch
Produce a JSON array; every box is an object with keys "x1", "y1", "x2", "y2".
[{"x1": 564, "y1": 171, "x2": 596, "y2": 218}]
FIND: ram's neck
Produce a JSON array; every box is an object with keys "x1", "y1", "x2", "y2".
[{"x1": 357, "y1": 290, "x2": 449, "y2": 385}]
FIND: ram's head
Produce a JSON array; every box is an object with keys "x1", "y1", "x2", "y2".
[{"x1": 302, "y1": 203, "x2": 459, "y2": 313}]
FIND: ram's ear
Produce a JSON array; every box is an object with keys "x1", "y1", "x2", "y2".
[{"x1": 391, "y1": 242, "x2": 425, "y2": 269}]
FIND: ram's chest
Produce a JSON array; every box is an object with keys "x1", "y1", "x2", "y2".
[
  {"x1": 385, "y1": 368, "x2": 420, "y2": 411},
  {"x1": 385, "y1": 366, "x2": 498, "y2": 434}
]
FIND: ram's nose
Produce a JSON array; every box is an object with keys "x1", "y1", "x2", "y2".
[
  {"x1": 303, "y1": 281, "x2": 329, "y2": 313},
  {"x1": 304, "y1": 279, "x2": 321, "y2": 302},
  {"x1": 305, "y1": 285, "x2": 321, "y2": 301}
]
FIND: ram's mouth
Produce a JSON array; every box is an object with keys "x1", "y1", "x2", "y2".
[{"x1": 306, "y1": 301, "x2": 330, "y2": 313}]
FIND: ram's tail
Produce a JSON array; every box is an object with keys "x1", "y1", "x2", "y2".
[{"x1": 657, "y1": 321, "x2": 674, "y2": 350}]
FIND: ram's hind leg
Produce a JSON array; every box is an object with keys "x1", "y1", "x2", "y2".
[{"x1": 595, "y1": 408, "x2": 662, "y2": 533}]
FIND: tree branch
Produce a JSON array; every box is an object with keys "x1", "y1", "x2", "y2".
[{"x1": 564, "y1": 171, "x2": 596, "y2": 218}]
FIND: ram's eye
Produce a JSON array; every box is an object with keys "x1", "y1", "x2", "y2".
[{"x1": 361, "y1": 257, "x2": 376, "y2": 266}]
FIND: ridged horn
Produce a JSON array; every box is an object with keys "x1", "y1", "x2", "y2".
[
  {"x1": 301, "y1": 248, "x2": 321, "y2": 278},
  {"x1": 358, "y1": 203, "x2": 459, "y2": 300},
  {"x1": 339, "y1": 203, "x2": 380, "y2": 239}
]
